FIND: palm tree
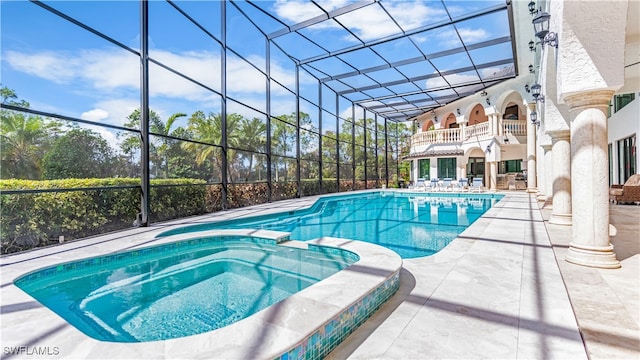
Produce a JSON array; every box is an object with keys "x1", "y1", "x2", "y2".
[
  {"x1": 150, "y1": 112, "x2": 187, "y2": 177},
  {"x1": 1, "y1": 87, "x2": 48, "y2": 179},
  {"x1": 238, "y1": 117, "x2": 266, "y2": 181},
  {"x1": 183, "y1": 111, "x2": 242, "y2": 182}
]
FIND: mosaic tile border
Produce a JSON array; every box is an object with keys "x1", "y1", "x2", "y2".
[
  {"x1": 276, "y1": 270, "x2": 400, "y2": 360},
  {"x1": 14, "y1": 236, "x2": 359, "y2": 287}
]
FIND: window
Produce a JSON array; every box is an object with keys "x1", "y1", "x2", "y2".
[
  {"x1": 418, "y1": 159, "x2": 430, "y2": 179},
  {"x1": 437, "y1": 157, "x2": 456, "y2": 179},
  {"x1": 498, "y1": 160, "x2": 522, "y2": 174},
  {"x1": 618, "y1": 135, "x2": 637, "y2": 183},
  {"x1": 613, "y1": 93, "x2": 635, "y2": 113}
]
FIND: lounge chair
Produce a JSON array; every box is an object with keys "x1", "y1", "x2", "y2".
[
  {"x1": 470, "y1": 177, "x2": 484, "y2": 192},
  {"x1": 442, "y1": 178, "x2": 453, "y2": 192},
  {"x1": 458, "y1": 178, "x2": 469, "y2": 192},
  {"x1": 409, "y1": 178, "x2": 426, "y2": 190},
  {"x1": 609, "y1": 174, "x2": 640, "y2": 204},
  {"x1": 430, "y1": 178, "x2": 440, "y2": 191}
]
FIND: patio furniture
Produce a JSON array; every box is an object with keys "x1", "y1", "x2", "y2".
[
  {"x1": 458, "y1": 178, "x2": 469, "y2": 192},
  {"x1": 430, "y1": 178, "x2": 440, "y2": 191},
  {"x1": 470, "y1": 177, "x2": 484, "y2": 192},
  {"x1": 609, "y1": 174, "x2": 640, "y2": 204},
  {"x1": 409, "y1": 178, "x2": 426, "y2": 190},
  {"x1": 442, "y1": 178, "x2": 453, "y2": 192}
]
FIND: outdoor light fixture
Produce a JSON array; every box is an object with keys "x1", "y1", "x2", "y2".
[
  {"x1": 504, "y1": 136, "x2": 509, "y2": 144},
  {"x1": 486, "y1": 97, "x2": 491, "y2": 105},
  {"x1": 529, "y1": 40, "x2": 535, "y2": 52},
  {"x1": 528, "y1": 1, "x2": 537, "y2": 15},
  {"x1": 532, "y1": 10, "x2": 558, "y2": 48},
  {"x1": 529, "y1": 64, "x2": 534, "y2": 73},
  {"x1": 434, "y1": 116, "x2": 438, "y2": 122},
  {"x1": 530, "y1": 111, "x2": 539, "y2": 126},
  {"x1": 456, "y1": 108, "x2": 461, "y2": 115},
  {"x1": 525, "y1": 84, "x2": 530, "y2": 93},
  {"x1": 531, "y1": 83, "x2": 545, "y2": 102},
  {"x1": 431, "y1": 110, "x2": 436, "y2": 115},
  {"x1": 480, "y1": 90, "x2": 487, "y2": 97},
  {"x1": 486, "y1": 144, "x2": 491, "y2": 153}
]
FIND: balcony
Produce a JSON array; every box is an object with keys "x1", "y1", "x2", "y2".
[{"x1": 409, "y1": 120, "x2": 527, "y2": 155}]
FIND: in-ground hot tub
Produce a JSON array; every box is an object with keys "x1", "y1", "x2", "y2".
[
  {"x1": 13, "y1": 229, "x2": 402, "y2": 359},
  {"x1": 15, "y1": 235, "x2": 359, "y2": 342}
]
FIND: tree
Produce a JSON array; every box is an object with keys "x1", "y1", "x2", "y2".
[
  {"x1": 183, "y1": 111, "x2": 242, "y2": 182},
  {"x1": 237, "y1": 117, "x2": 266, "y2": 181},
  {"x1": 42, "y1": 128, "x2": 116, "y2": 179},
  {"x1": 1, "y1": 86, "x2": 49, "y2": 179}
]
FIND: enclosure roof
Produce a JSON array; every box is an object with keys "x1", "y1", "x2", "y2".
[{"x1": 240, "y1": 0, "x2": 517, "y2": 122}]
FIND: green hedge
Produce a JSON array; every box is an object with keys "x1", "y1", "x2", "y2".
[{"x1": 0, "y1": 178, "x2": 206, "y2": 254}]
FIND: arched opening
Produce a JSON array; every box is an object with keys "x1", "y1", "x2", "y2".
[
  {"x1": 467, "y1": 104, "x2": 488, "y2": 125},
  {"x1": 421, "y1": 120, "x2": 435, "y2": 132},
  {"x1": 443, "y1": 113, "x2": 458, "y2": 128}
]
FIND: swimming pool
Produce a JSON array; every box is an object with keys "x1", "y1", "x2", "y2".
[
  {"x1": 160, "y1": 191, "x2": 503, "y2": 258},
  {"x1": 14, "y1": 235, "x2": 359, "y2": 343}
]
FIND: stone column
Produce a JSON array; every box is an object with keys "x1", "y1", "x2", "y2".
[
  {"x1": 543, "y1": 144, "x2": 554, "y2": 206},
  {"x1": 489, "y1": 161, "x2": 497, "y2": 191},
  {"x1": 526, "y1": 104, "x2": 537, "y2": 192},
  {"x1": 536, "y1": 143, "x2": 547, "y2": 201},
  {"x1": 547, "y1": 130, "x2": 571, "y2": 225},
  {"x1": 565, "y1": 91, "x2": 620, "y2": 268}
]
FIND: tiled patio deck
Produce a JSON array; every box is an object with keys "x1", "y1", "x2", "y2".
[{"x1": 1, "y1": 190, "x2": 638, "y2": 359}]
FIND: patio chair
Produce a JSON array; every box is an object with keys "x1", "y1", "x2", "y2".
[
  {"x1": 609, "y1": 174, "x2": 640, "y2": 204},
  {"x1": 430, "y1": 178, "x2": 440, "y2": 191},
  {"x1": 409, "y1": 178, "x2": 426, "y2": 190},
  {"x1": 458, "y1": 178, "x2": 469, "y2": 192},
  {"x1": 470, "y1": 177, "x2": 484, "y2": 192},
  {"x1": 442, "y1": 178, "x2": 453, "y2": 192}
]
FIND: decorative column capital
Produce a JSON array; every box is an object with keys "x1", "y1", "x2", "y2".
[
  {"x1": 563, "y1": 90, "x2": 615, "y2": 113},
  {"x1": 546, "y1": 129, "x2": 570, "y2": 141}
]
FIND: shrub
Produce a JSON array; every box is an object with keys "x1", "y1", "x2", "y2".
[{"x1": 0, "y1": 178, "x2": 206, "y2": 254}]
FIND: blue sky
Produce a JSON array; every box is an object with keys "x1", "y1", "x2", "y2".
[{"x1": 1, "y1": 0, "x2": 512, "y2": 146}]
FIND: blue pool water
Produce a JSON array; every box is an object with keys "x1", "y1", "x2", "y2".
[
  {"x1": 160, "y1": 192, "x2": 503, "y2": 259},
  {"x1": 15, "y1": 236, "x2": 358, "y2": 342}
]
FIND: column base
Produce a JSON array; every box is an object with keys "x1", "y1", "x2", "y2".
[
  {"x1": 549, "y1": 213, "x2": 572, "y2": 225},
  {"x1": 565, "y1": 242, "x2": 621, "y2": 269},
  {"x1": 527, "y1": 187, "x2": 538, "y2": 193},
  {"x1": 536, "y1": 193, "x2": 546, "y2": 201}
]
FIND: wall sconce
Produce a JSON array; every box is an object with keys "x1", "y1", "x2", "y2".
[
  {"x1": 434, "y1": 116, "x2": 438, "y2": 122},
  {"x1": 525, "y1": 84, "x2": 530, "y2": 93},
  {"x1": 504, "y1": 136, "x2": 509, "y2": 144},
  {"x1": 456, "y1": 108, "x2": 461, "y2": 115},
  {"x1": 530, "y1": 111, "x2": 539, "y2": 126},
  {"x1": 529, "y1": 40, "x2": 535, "y2": 52},
  {"x1": 533, "y1": 10, "x2": 558, "y2": 48},
  {"x1": 430, "y1": 110, "x2": 436, "y2": 115},
  {"x1": 531, "y1": 83, "x2": 545, "y2": 102},
  {"x1": 528, "y1": 1, "x2": 538, "y2": 15},
  {"x1": 486, "y1": 144, "x2": 491, "y2": 153},
  {"x1": 529, "y1": 64, "x2": 534, "y2": 73},
  {"x1": 480, "y1": 90, "x2": 487, "y2": 97},
  {"x1": 486, "y1": 97, "x2": 491, "y2": 105}
]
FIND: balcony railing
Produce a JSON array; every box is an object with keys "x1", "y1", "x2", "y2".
[
  {"x1": 503, "y1": 120, "x2": 527, "y2": 136},
  {"x1": 410, "y1": 120, "x2": 527, "y2": 150}
]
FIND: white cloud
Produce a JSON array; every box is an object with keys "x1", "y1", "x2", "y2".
[
  {"x1": 81, "y1": 108, "x2": 109, "y2": 122},
  {"x1": 426, "y1": 73, "x2": 478, "y2": 89},
  {"x1": 435, "y1": 27, "x2": 490, "y2": 47},
  {"x1": 6, "y1": 48, "x2": 297, "y2": 101},
  {"x1": 272, "y1": 1, "x2": 442, "y2": 42}
]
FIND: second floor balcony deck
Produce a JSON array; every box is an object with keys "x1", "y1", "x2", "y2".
[{"x1": 409, "y1": 120, "x2": 528, "y2": 154}]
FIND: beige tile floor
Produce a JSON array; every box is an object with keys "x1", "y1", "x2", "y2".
[
  {"x1": 329, "y1": 193, "x2": 640, "y2": 359},
  {"x1": 1, "y1": 191, "x2": 638, "y2": 359}
]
